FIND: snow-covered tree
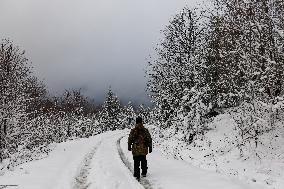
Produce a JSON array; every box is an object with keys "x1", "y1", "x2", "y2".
[
  {"x1": 0, "y1": 40, "x2": 29, "y2": 161},
  {"x1": 147, "y1": 0, "x2": 284, "y2": 147},
  {"x1": 202, "y1": 0, "x2": 284, "y2": 144},
  {"x1": 205, "y1": 0, "x2": 284, "y2": 107},
  {"x1": 98, "y1": 88, "x2": 123, "y2": 131},
  {"x1": 0, "y1": 39, "x2": 49, "y2": 161},
  {"x1": 146, "y1": 8, "x2": 205, "y2": 128},
  {"x1": 137, "y1": 104, "x2": 151, "y2": 124},
  {"x1": 121, "y1": 101, "x2": 136, "y2": 127}
]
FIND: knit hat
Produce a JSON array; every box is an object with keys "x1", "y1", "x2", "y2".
[{"x1": 136, "y1": 116, "x2": 143, "y2": 124}]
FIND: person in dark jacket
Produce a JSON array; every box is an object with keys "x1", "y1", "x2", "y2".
[{"x1": 128, "y1": 116, "x2": 152, "y2": 180}]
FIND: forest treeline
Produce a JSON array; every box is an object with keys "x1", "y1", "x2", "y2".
[
  {"x1": 146, "y1": 0, "x2": 284, "y2": 151},
  {"x1": 0, "y1": 40, "x2": 150, "y2": 166}
]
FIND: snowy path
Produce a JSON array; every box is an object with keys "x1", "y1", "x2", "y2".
[
  {"x1": 73, "y1": 141, "x2": 102, "y2": 189},
  {"x1": 86, "y1": 132, "x2": 143, "y2": 189},
  {"x1": 0, "y1": 131, "x2": 116, "y2": 189},
  {"x1": 0, "y1": 130, "x2": 267, "y2": 189},
  {"x1": 118, "y1": 135, "x2": 263, "y2": 189}
]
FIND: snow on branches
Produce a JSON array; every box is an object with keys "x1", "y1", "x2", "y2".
[{"x1": 146, "y1": 0, "x2": 284, "y2": 145}]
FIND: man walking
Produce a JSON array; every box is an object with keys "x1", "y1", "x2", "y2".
[{"x1": 128, "y1": 116, "x2": 152, "y2": 180}]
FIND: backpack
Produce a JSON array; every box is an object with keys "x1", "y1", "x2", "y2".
[{"x1": 134, "y1": 128, "x2": 147, "y2": 147}]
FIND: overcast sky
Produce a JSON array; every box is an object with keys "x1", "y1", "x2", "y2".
[{"x1": 0, "y1": 0, "x2": 200, "y2": 105}]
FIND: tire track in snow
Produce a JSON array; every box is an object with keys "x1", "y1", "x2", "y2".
[
  {"x1": 73, "y1": 141, "x2": 102, "y2": 189},
  {"x1": 116, "y1": 136, "x2": 153, "y2": 189}
]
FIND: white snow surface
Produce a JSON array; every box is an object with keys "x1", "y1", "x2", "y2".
[
  {"x1": 0, "y1": 129, "x2": 268, "y2": 189},
  {"x1": 150, "y1": 114, "x2": 284, "y2": 189}
]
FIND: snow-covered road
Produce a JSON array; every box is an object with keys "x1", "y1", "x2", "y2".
[{"x1": 0, "y1": 130, "x2": 267, "y2": 189}]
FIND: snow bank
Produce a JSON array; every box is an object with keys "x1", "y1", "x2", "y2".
[{"x1": 149, "y1": 113, "x2": 284, "y2": 189}]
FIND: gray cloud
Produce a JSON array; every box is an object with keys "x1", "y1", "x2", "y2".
[{"x1": 0, "y1": 0, "x2": 200, "y2": 105}]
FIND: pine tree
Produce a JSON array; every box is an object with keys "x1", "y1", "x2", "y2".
[
  {"x1": 123, "y1": 101, "x2": 136, "y2": 127},
  {"x1": 98, "y1": 88, "x2": 122, "y2": 131},
  {"x1": 137, "y1": 104, "x2": 151, "y2": 124}
]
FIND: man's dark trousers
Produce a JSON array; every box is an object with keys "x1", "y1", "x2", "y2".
[{"x1": 133, "y1": 155, "x2": 147, "y2": 179}]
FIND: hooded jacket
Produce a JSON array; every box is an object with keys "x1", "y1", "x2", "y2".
[{"x1": 128, "y1": 123, "x2": 152, "y2": 156}]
